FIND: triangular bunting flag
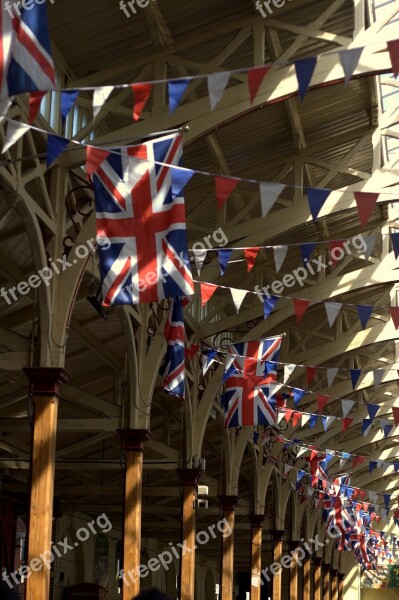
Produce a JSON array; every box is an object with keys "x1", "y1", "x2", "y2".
[
  {"x1": 193, "y1": 249, "x2": 207, "y2": 274},
  {"x1": 284, "y1": 363, "x2": 296, "y2": 383},
  {"x1": 354, "y1": 192, "x2": 379, "y2": 228},
  {"x1": 171, "y1": 168, "x2": 195, "y2": 198},
  {"x1": 274, "y1": 246, "x2": 288, "y2": 272},
  {"x1": 363, "y1": 234, "x2": 377, "y2": 261},
  {"x1": 293, "y1": 298, "x2": 311, "y2": 324},
  {"x1": 341, "y1": 399, "x2": 355, "y2": 418},
  {"x1": 327, "y1": 367, "x2": 339, "y2": 388},
  {"x1": 294, "y1": 57, "x2": 317, "y2": 101},
  {"x1": 263, "y1": 296, "x2": 279, "y2": 319},
  {"x1": 200, "y1": 283, "x2": 217, "y2": 306},
  {"x1": 219, "y1": 249, "x2": 232, "y2": 275},
  {"x1": 301, "y1": 243, "x2": 316, "y2": 266},
  {"x1": 86, "y1": 146, "x2": 110, "y2": 179},
  {"x1": 339, "y1": 47, "x2": 364, "y2": 84},
  {"x1": 2, "y1": 121, "x2": 30, "y2": 153},
  {"x1": 293, "y1": 388, "x2": 305, "y2": 408},
  {"x1": 322, "y1": 416, "x2": 336, "y2": 432},
  {"x1": 306, "y1": 366, "x2": 317, "y2": 386},
  {"x1": 342, "y1": 417, "x2": 353, "y2": 432},
  {"x1": 244, "y1": 248, "x2": 260, "y2": 272},
  {"x1": 61, "y1": 90, "x2": 79, "y2": 121},
  {"x1": 285, "y1": 409, "x2": 294, "y2": 424},
  {"x1": 373, "y1": 369, "x2": 384, "y2": 390},
  {"x1": 0, "y1": 98, "x2": 12, "y2": 124},
  {"x1": 301, "y1": 414, "x2": 310, "y2": 427},
  {"x1": 384, "y1": 425, "x2": 393, "y2": 438},
  {"x1": 392, "y1": 407, "x2": 399, "y2": 426},
  {"x1": 46, "y1": 135, "x2": 69, "y2": 167},
  {"x1": 231, "y1": 288, "x2": 247, "y2": 313},
  {"x1": 93, "y1": 86, "x2": 114, "y2": 119},
  {"x1": 29, "y1": 91, "x2": 46, "y2": 124},
  {"x1": 329, "y1": 241, "x2": 345, "y2": 268},
  {"x1": 307, "y1": 188, "x2": 330, "y2": 221},
  {"x1": 131, "y1": 83, "x2": 152, "y2": 121},
  {"x1": 357, "y1": 304, "x2": 373, "y2": 330},
  {"x1": 248, "y1": 65, "x2": 271, "y2": 103},
  {"x1": 317, "y1": 395, "x2": 329, "y2": 414},
  {"x1": 367, "y1": 404, "x2": 379, "y2": 421},
  {"x1": 391, "y1": 232, "x2": 399, "y2": 259},
  {"x1": 260, "y1": 182, "x2": 285, "y2": 217},
  {"x1": 390, "y1": 307, "x2": 399, "y2": 329},
  {"x1": 292, "y1": 412, "x2": 301, "y2": 428},
  {"x1": 168, "y1": 79, "x2": 191, "y2": 113},
  {"x1": 350, "y1": 369, "x2": 362, "y2": 390},
  {"x1": 207, "y1": 72, "x2": 230, "y2": 110},
  {"x1": 325, "y1": 301, "x2": 342, "y2": 328},
  {"x1": 388, "y1": 40, "x2": 399, "y2": 78},
  {"x1": 215, "y1": 176, "x2": 239, "y2": 210},
  {"x1": 309, "y1": 414, "x2": 318, "y2": 429},
  {"x1": 362, "y1": 418, "x2": 372, "y2": 435}
]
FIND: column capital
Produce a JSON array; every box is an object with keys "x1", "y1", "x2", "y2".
[
  {"x1": 270, "y1": 529, "x2": 285, "y2": 541},
  {"x1": 331, "y1": 569, "x2": 338, "y2": 576},
  {"x1": 248, "y1": 514, "x2": 265, "y2": 528},
  {"x1": 322, "y1": 563, "x2": 331, "y2": 571},
  {"x1": 117, "y1": 429, "x2": 151, "y2": 451},
  {"x1": 24, "y1": 367, "x2": 71, "y2": 397},
  {"x1": 179, "y1": 468, "x2": 202, "y2": 487},
  {"x1": 313, "y1": 557, "x2": 323, "y2": 566},
  {"x1": 287, "y1": 540, "x2": 301, "y2": 551},
  {"x1": 338, "y1": 573, "x2": 345, "y2": 581},
  {"x1": 219, "y1": 495, "x2": 239, "y2": 511}
]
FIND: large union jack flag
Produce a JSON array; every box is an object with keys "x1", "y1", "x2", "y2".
[
  {"x1": 222, "y1": 337, "x2": 282, "y2": 427},
  {"x1": 94, "y1": 134, "x2": 194, "y2": 305},
  {"x1": 0, "y1": 1, "x2": 55, "y2": 98},
  {"x1": 163, "y1": 298, "x2": 186, "y2": 398}
]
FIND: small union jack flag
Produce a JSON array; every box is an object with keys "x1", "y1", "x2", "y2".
[
  {"x1": 0, "y1": 1, "x2": 55, "y2": 97},
  {"x1": 94, "y1": 134, "x2": 194, "y2": 305},
  {"x1": 222, "y1": 337, "x2": 282, "y2": 427},
  {"x1": 163, "y1": 298, "x2": 186, "y2": 398}
]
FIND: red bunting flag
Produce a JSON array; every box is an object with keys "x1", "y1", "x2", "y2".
[
  {"x1": 354, "y1": 192, "x2": 379, "y2": 228},
  {"x1": 185, "y1": 344, "x2": 200, "y2": 360},
  {"x1": 292, "y1": 412, "x2": 301, "y2": 428},
  {"x1": 285, "y1": 409, "x2": 293, "y2": 424},
  {"x1": 131, "y1": 83, "x2": 152, "y2": 121},
  {"x1": 390, "y1": 307, "x2": 399, "y2": 329},
  {"x1": 244, "y1": 247, "x2": 260, "y2": 272},
  {"x1": 317, "y1": 394, "x2": 329, "y2": 414},
  {"x1": 352, "y1": 456, "x2": 366, "y2": 468},
  {"x1": 247, "y1": 65, "x2": 271, "y2": 103},
  {"x1": 359, "y1": 491, "x2": 366, "y2": 500},
  {"x1": 307, "y1": 366, "x2": 317, "y2": 387},
  {"x1": 29, "y1": 91, "x2": 46, "y2": 124},
  {"x1": 86, "y1": 146, "x2": 110, "y2": 179},
  {"x1": 293, "y1": 298, "x2": 311, "y2": 323},
  {"x1": 392, "y1": 407, "x2": 399, "y2": 426},
  {"x1": 200, "y1": 283, "x2": 217, "y2": 306},
  {"x1": 388, "y1": 40, "x2": 399, "y2": 77},
  {"x1": 342, "y1": 417, "x2": 353, "y2": 431},
  {"x1": 215, "y1": 176, "x2": 239, "y2": 210},
  {"x1": 328, "y1": 241, "x2": 345, "y2": 268}
]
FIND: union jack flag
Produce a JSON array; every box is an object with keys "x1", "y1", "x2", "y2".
[
  {"x1": 163, "y1": 298, "x2": 186, "y2": 398},
  {"x1": 222, "y1": 337, "x2": 282, "y2": 427},
  {"x1": 0, "y1": 1, "x2": 55, "y2": 98},
  {"x1": 94, "y1": 134, "x2": 194, "y2": 305}
]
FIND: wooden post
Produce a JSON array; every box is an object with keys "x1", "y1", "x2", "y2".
[
  {"x1": 117, "y1": 429, "x2": 151, "y2": 600},
  {"x1": 331, "y1": 569, "x2": 338, "y2": 600},
  {"x1": 322, "y1": 564, "x2": 331, "y2": 600},
  {"x1": 338, "y1": 573, "x2": 344, "y2": 600},
  {"x1": 287, "y1": 542, "x2": 300, "y2": 600},
  {"x1": 271, "y1": 530, "x2": 284, "y2": 600},
  {"x1": 314, "y1": 558, "x2": 323, "y2": 600},
  {"x1": 24, "y1": 367, "x2": 70, "y2": 600},
  {"x1": 220, "y1": 495, "x2": 239, "y2": 600},
  {"x1": 303, "y1": 555, "x2": 311, "y2": 600},
  {"x1": 179, "y1": 469, "x2": 201, "y2": 600},
  {"x1": 249, "y1": 515, "x2": 264, "y2": 600}
]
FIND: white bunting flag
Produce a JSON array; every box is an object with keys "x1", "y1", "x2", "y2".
[
  {"x1": 296, "y1": 446, "x2": 308, "y2": 458},
  {"x1": 307, "y1": 487, "x2": 314, "y2": 497},
  {"x1": 325, "y1": 302, "x2": 342, "y2": 328},
  {"x1": 301, "y1": 414, "x2": 310, "y2": 427},
  {"x1": 377, "y1": 460, "x2": 384, "y2": 470},
  {"x1": 193, "y1": 249, "x2": 207, "y2": 274},
  {"x1": 93, "y1": 86, "x2": 114, "y2": 118},
  {"x1": 327, "y1": 368, "x2": 339, "y2": 388},
  {"x1": 277, "y1": 410, "x2": 285, "y2": 425},
  {"x1": 207, "y1": 72, "x2": 230, "y2": 110},
  {"x1": 2, "y1": 120, "x2": 30, "y2": 153},
  {"x1": 369, "y1": 491, "x2": 378, "y2": 504},
  {"x1": 373, "y1": 370, "x2": 384, "y2": 389},
  {"x1": 231, "y1": 288, "x2": 247, "y2": 313},
  {"x1": 259, "y1": 183, "x2": 285, "y2": 218},
  {"x1": 284, "y1": 363, "x2": 296, "y2": 383},
  {"x1": 284, "y1": 464, "x2": 293, "y2": 477},
  {"x1": 363, "y1": 234, "x2": 377, "y2": 261},
  {"x1": 0, "y1": 98, "x2": 12, "y2": 124},
  {"x1": 341, "y1": 399, "x2": 355, "y2": 418},
  {"x1": 274, "y1": 246, "x2": 288, "y2": 273},
  {"x1": 340, "y1": 457, "x2": 348, "y2": 469},
  {"x1": 339, "y1": 47, "x2": 364, "y2": 85}
]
